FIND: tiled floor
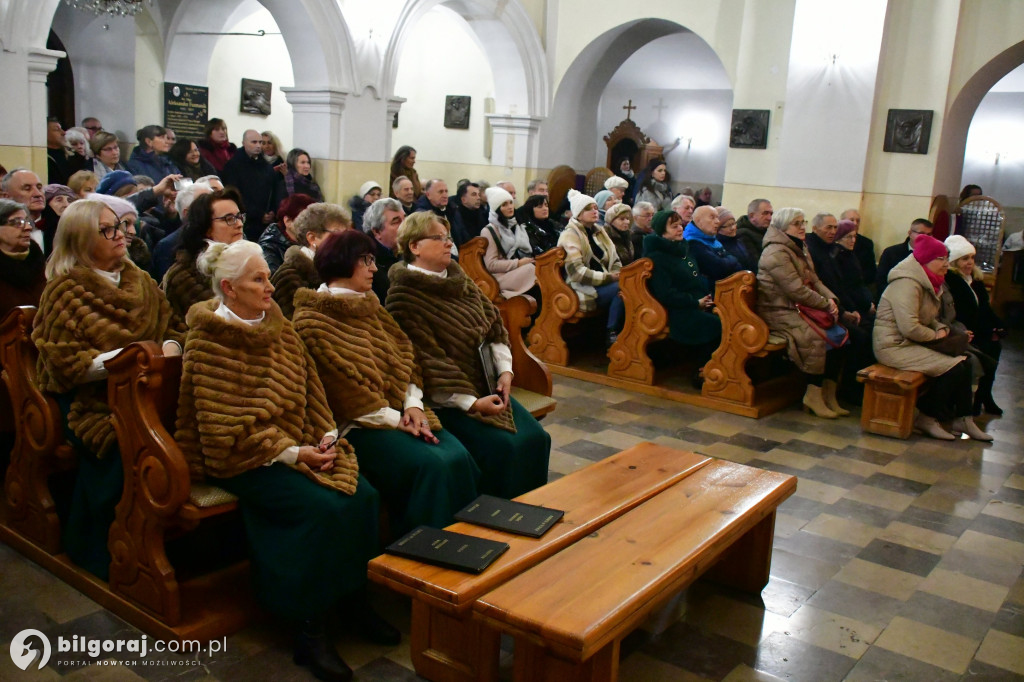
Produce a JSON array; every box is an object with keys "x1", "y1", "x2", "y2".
[{"x1": 2, "y1": 339, "x2": 1022, "y2": 681}]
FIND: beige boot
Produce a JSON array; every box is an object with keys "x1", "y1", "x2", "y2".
[
  {"x1": 822, "y1": 380, "x2": 851, "y2": 417},
  {"x1": 951, "y1": 416, "x2": 993, "y2": 442},
  {"x1": 803, "y1": 385, "x2": 838, "y2": 418},
  {"x1": 914, "y1": 414, "x2": 955, "y2": 440}
]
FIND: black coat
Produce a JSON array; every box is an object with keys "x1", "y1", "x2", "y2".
[
  {"x1": 371, "y1": 236, "x2": 400, "y2": 304},
  {"x1": 735, "y1": 215, "x2": 767, "y2": 268},
  {"x1": 687, "y1": 237, "x2": 743, "y2": 282},
  {"x1": 719, "y1": 233, "x2": 757, "y2": 271},
  {"x1": 257, "y1": 223, "x2": 295, "y2": 274},
  {"x1": 875, "y1": 240, "x2": 911, "y2": 302},
  {"x1": 221, "y1": 149, "x2": 285, "y2": 241},
  {"x1": 833, "y1": 246, "x2": 874, "y2": 316},
  {"x1": 412, "y1": 194, "x2": 469, "y2": 246},
  {"x1": 348, "y1": 195, "x2": 371, "y2": 232},
  {"x1": 854, "y1": 233, "x2": 877, "y2": 289},
  {"x1": 944, "y1": 271, "x2": 1002, "y2": 341}
]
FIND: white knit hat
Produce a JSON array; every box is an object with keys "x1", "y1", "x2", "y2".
[
  {"x1": 945, "y1": 234, "x2": 975, "y2": 263},
  {"x1": 359, "y1": 180, "x2": 382, "y2": 198},
  {"x1": 567, "y1": 189, "x2": 596, "y2": 219},
  {"x1": 485, "y1": 186, "x2": 514, "y2": 209},
  {"x1": 604, "y1": 175, "x2": 629, "y2": 190}
]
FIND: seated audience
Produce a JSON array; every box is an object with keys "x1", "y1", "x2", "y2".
[
  {"x1": 635, "y1": 159, "x2": 673, "y2": 210},
  {"x1": 604, "y1": 175, "x2": 630, "y2": 203},
  {"x1": 516, "y1": 194, "x2": 561, "y2": 253},
  {"x1": 392, "y1": 175, "x2": 415, "y2": 215},
  {"x1": 67, "y1": 170, "x2": 99, "y2": 198},
  {"x1": 558, "y1": 190, "x2": 624, "y2": 348},
  {"x1": 672, "y1": 194, "x2": 696, "y2": 226},
  {"x1": 642, "y1": 210, "x2": 721, "y2": 368},
  {"x1": 222, "y1": 130, "x2": 285, "y2": 241},
  {"x1": 89, "y1": 132, "x2": 128, "y2": 180},
  {"x1": 526, "y1": 178, "x2": 549, "y2": 197},
  {"x1": 348, "y1": 181, "x2": 381, "y2": 232},
  {"x1": 387, "y1": 212, "x2": 551, "y2": 498},
  {"x1": 389, "y1": 145, "x2": 422, "y2": 200},
  {"x1": 496, "y1": 181, "x2": 517, "y2": 204},
  {"x1": 47, "y1": 118, "x2": 85, "y2": 185},
  {"x1": 90, "y1": 194, "x2": 150, "y2": 270},
  {"x1": 125, "y1": 125, "x2": 180, "y2": 183},
  {"x1": 874, "y1": 235, "x2": 991, "y2": 441},
  {"x1": 81, "y1": 117, "x2": 103, "y2": 137},
  {"x1": 271, "y1": 202, "x2": 350, "y2": 318},
  {"x1": 151, "y1": 177, "x2": 222, "y2": 281},
  {"x1": 833, "y1": 220, "x2": 875, "y2": 321},
  {"x1": 876, "y1": 218, "x2": 933, "y2": 301},
  {"x1": 593, "y1": 189, "x2": 619, "y2": 225},
  {"x1": 604, "y1": 203, "x2": 636, "y2": 266},
  {"x1": 716, "y1": 207, "x2": 757, "y2": 270},
  {"x1": 736, "y1": 198, "x2": 774, "y2": 265},
  {"x1": 629, "y1": 201, "x2": 656, "y2": 256},
  {"x1": 293, "y1": 229, "x2": 480, "y2": 536},
  {"x1": 944, "y1": 235, "x2": 1005, "y2": 416},
  {"x1": 169, "y1": 138, "x2": 217, "y2": 181},
  {"x1": 839, "y1": 208, "x2": 876, "y2": 288},
  {"x1": 480, "y1": 186, "x2": 536, "y2": 299},
  {"x1": 197, "y1": 118, "x2": 237, "y2": 172},
  {"x1": 64, "y1": 127, "x2": 92, "y2": 161},
  {"x1": 41, "y1": 184, "x2": 77, "y2": 254},
  {"x1": 33, "y1": 199, "x2": 180, "y2": 579},
  {"x1": 685, "y1": 205, "x2": 743, "y2": 280},
  {"x1": 0, "y1": 199, "x2": 46, "y2": 318},
  {"x1": 96, "y1": 170, "x2": 137, "y2": 198},
  {"x1": 284, "y1": 148, "x2": 324, "y2": 202},
  {"x1": 413, "y1": 179, "x2": 468, "y2": 246},
  {"x1": 364, "y1": 198, "x2": 404, "y2": 303},
  {"x1": 259, "y1": 193, "x2": 318, "y2": 274},
  {"x1": 757, "y1": 207, "x2": 848, "y2": 419},
  {"x1": 695, "y1": 186, "x2": 714, "y2": 207},
  {"x1": 175, "y1": 239, "x2": 388, "y2": 681},
  {"x1": 454, "y1": 181, "x2": 486, "y2": 237},
  {"x1": 959, "y1": 184, "x2": 983, "y2": 202}
]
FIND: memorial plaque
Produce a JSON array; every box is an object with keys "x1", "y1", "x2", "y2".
[{"x1": 164, "y1": 83, "x2": 208, "y2": 140}]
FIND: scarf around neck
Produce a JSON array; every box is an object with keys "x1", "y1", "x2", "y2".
[{"x1": 683, "y1": 221, "x2": 723, "y2": 250}]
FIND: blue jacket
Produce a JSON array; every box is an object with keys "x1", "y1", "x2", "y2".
[
  {"x1": 124, "y1": 148, "x2": 180, "y2": 183},
  {"x1": 684, "y1": 221, "x2": 743, "y2": 281}
]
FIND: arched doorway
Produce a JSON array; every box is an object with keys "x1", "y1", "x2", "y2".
[{"x1": 46, "y1": 30, "x2": 74, "y2": 127}]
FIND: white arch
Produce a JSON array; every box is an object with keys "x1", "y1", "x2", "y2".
[
  {"x1": 537, "y1": 18, "x2": 731, "y2": 170},
  {"x1": 0, "y1": 0, "x2": 62, "y2": 51},
  {"x1": 382, "y1": 0, "x2": 549, "y2": 116}
]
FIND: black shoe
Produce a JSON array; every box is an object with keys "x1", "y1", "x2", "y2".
[
  {"x1": 606, "y1": 330, "x2": 619, "y2": 350},
  {"x1": 347, "y1": 591, "x2": 401, "y2": 646},
  {"x1": 983, "y1": 398, "x2": 1003, "y2": 416},
  {"x1": 294, "y1": 619, "x2": 353, "y2": 682}
]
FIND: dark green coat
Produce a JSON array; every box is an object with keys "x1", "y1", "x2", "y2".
[{"x1": 642, "y1": 234, "x2": 721, "y2": 346}]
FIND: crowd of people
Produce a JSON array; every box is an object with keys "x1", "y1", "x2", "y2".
[{"x1": 0, "y1": 119, "x2": 1007, "y2": 680}]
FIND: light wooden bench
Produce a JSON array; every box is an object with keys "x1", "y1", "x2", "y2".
[
  {"x1": 857, "y1": 363, "x2": 927, "y2": 439},
  {"x1": 368, "y1": 443, "x2": 711, "y2": 682},
  {"x1": 606, "y1": 257, "x2": 667, "y2": 384},
  {"x1": 528, "y1": 246, "x2": 599, "y2": 366},
  {"x1": 473, "y1": 459, "x2": 797, "y2": 682}
]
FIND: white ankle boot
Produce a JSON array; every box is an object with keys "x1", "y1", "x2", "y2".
[
  {"x1": 915, "y1": 414, "x2": 955, "y2": 440},
  {"x1": 951, "y1": 416, "x2": 993, "y2": 442},
  {"x1": 822, "y1": 380, "x2": 851, "y2": 417},
  {"x1": 803, "y1": 385, "x2": 838, "y2": 418}
]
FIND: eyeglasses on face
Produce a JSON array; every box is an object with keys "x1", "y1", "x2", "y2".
[
  {"x1": 98, "y1": 219, "x2": 134, "y2": 240},
  {"x1": 418, "y1": 234, "x2": 454, "y2": 245},
  {"x1": 359, "y1": 254, "x2": 377, "y2": 267},
  {"x1": 4, "y1": 217, "x2": 32, "y2": 228},
  {"x1": 85, "y1": 125, "x2": 102, "y2": 132},
  {"x1": 792, "y1": 219, "x2": 808, "y2": 228},
  {"x1": 213, "y1": 213, "x2": 246, "y2": 227}
]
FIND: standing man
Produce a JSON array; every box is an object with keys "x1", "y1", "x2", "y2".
[
  {"x1": 221, "y1": 129, "x2": 285, "y2": 241},
  {"x1": 735, "y1": 198, "x2": 774, "y2": 265},
  {"x1": 526, "y1": 179, "x2": 548, "y2": 197},
  {"x1": 839, "y1": 208, "x2": 877, "y2": 289},
  {"x1": 364, "y1": 198, "x2": 405, "y2": 303},
  {"x1": 875, "y1": 218, "x2": 933, "y2": 301},
  {"x1": 82, "y1": 117, "x2": 103, "y2": 137},
  {"x1": 0, "y1": 168, "x2": 47, "y2": 249},
  {"x1": 46, "y1": 117, "x2": 80, "y2": 185}
]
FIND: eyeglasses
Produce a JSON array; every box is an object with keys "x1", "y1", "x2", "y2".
[
  {"x1": 98, "y1": 219, "x2": 134, "y2": 240},
  {"x1": 418, "y1": 234, "x2": 454, "y2": 245},
  {"x1": 4, "y1": 217, "x2": 32, "y2": 228},
  {"x1": 359, "y1": 254, "x2": 376, "y2": 267},
  {"x1": 213, "y1": 213, "x2": 246, "y2": 227},
  {"x1": 85, "y1": 125, "x2": 102, "y2": 132},
  {"x1": 792, "y1": 220, "x2": 808, "y2": 228},
  {"x1": 910, "y1": 228, "x2": 931, "y2": 235}
]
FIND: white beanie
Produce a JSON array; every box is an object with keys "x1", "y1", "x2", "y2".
[
  {"x1": 945, "y1": 234, "x2": 975, "y2": 263},
  {"x1": 567, "y1": 189, "x2": 596, "y2": 219},
  {"x1": 359, "y1": 180, "x2": 382, "y2": 199},
  {"x1": 90, "y1": 194, "x2": 138, "y2": 220},
  {"x1": 604, "y1": 175, "x2": 629, "y2": 190},
  {"x1": 485, "y1": 186, "x2": 514, "y2": 209}
]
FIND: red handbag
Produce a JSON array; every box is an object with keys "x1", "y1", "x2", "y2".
[{"x1": 796, "y1": 304, "x2": 849, "y2": 348}]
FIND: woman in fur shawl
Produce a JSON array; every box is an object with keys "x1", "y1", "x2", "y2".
[
  {"x1": 32, "y1": 198, "x2": 181, "y2": 579},
  {"x1": 386, "y1": 212, "x2": 550, "y2": 499},
  {"x1": 174, "y1": 239, "x2": 392, "y2": 681},
  {"x1": 293, "y1": 230, "x2": 480, "y2": 536}
]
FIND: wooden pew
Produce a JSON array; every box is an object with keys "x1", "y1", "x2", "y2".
[
  {"x1": 0, "y1": 306, "x2": 77, "y2": 554},
  {"x1": 606, "y1": 257, "x2": 667, "y2": 384},
  {"x1": 701, "y1": 271, "x2": 802, "y2": 417},
  {"x1": 528, "y1": 246, "x2": 598, "y2": 366},
  {"x1": 459, "y1": 236, "x2": 555, "y2": 418},
  {"x1": 473, "y1": 459, "x2": 796, "y2": 682},
  {"x1": 368, "y1": 443, "x2": 711, "y2": 682}
]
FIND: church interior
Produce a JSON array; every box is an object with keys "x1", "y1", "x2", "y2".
[{"x1": 1, "y1": 1, "x2": 1023, "y2": 681}]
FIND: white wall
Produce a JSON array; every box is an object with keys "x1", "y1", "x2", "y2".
[
  {"x1": 134, "y1": 10, "x2": 164, "y2": 137},
  {"x1": 392, "y1": 6, "x2": 496, "y2": 166},
  {"x1": 962, "y1": 91, "x2": 1024, "y2": 208}
]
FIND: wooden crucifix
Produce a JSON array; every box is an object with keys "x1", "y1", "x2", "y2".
[{"x1": 623, "y1": 99, "x2": 637, "y2": 120}]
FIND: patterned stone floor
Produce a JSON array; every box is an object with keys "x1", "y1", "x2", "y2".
[{"x1": 1, "y1": 339, "x2": 1022, "y2": 681}]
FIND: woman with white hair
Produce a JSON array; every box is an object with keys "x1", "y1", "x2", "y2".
[
  {"x1": 174, "y1": 239, "x2": 389, "y2": 681},
  {"x1": 604, "y1": 174, "x2": 630, "y2": 204},
  {"x1": 757, "y1": 207, "x2": 848, "y2": 418},
  {"x1": 32, "y1": 199, "x2": 181, "y2": 579},
  {"x1": 480, "y1": 185, "x2": 537, "y2": 298}
]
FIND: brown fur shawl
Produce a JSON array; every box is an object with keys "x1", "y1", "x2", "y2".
[
  {"x1": 292, "y1": 288, "x2": 441, "y2": 430},
  {"x1": 174, "y1": 299, "x2": 359, "y2": 495},
  {"x1": 386, "y1": 261, "x2": 515, "y2": 432},
  {"x1": 162, "y1": 250, "x2": 213, "y2": 333},
  {"x1": 271, "y1": 246, "x2": 321, "y2": 319},
  {"x1": 32, "y1": 262, "x2": 177, "y2": 456}
]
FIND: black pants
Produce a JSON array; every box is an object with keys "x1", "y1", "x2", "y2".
[
  {"x1": 806, "y1": 343, "x2": 849, "y2": 386},
  {"x1": 918, "y1": 359, "x2": 972, "y2": 420}
]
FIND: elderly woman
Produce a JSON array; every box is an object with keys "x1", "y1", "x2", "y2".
[
  {"x1": 604, "y1": 174, "x2": 630, "y2": 204},
  {"x1": 558, "y1": 190, "x2": 624, "y2": 348},
  {"x1": 258, "y1": 193, "x2": 318, "y2": 274},
  {"x1": 0, "y1": 199, "x2": 46, "y2": 317},
  {"x1": 169, "y1": 138, "x2": 217, "y2": 181},
  {"x1": 284, "y1": 148, "x2": 324, "y2": 202},
  {"x1": 593, "y1": 189, "x2": 619, "y2": 225},
  {"x1": 65, "y1": 127, "x2": 91, "y2": 160},
  {"x1": 197, "y1": 118, "x2": 236, "y2": 172},
  {"x1": 162, "y1": 188, "x2": 246, "y2": 327},
  {"x1": 604, "y1": 202, "x2": 636, "y2": 266},
  {"x1": 89, "y1": 132, "x2": 127, "y2": 181},
  {"x1": 293, "y1": 230, "x2": 480, "y2": 535},
  {"x1": 757, "y1": 207, "x2": 848, "y2": 418},
  {"x1": 272, "y1": 202, "x2": 350, "y2": 318},
  {"x1": 642, "y1": 210, "x2": 720, "y2": 367},
  {"x1": 347, "y1": 180, "x2": 381, "y2": 232},
  {"x1": 389, "y1": 146, "x2": 422, "y2": 200},
  {"x1": 480, "y1": 186, "x2": 537, "y2": 298},
  {"x1": 636, "y1": 159, "x2": 673, "y2": 211},
  {"x1": 874, "y1": 236, "x2": 991, "y2": 441},
  {"x1": 716, "y1": 207, "x2": 757, "y2": 271},
  {"x1": 944, "y1": 235, "x2": 1005, "y2": 416},
  {"x1": 515, "y1": 194, "x2": 561, "y2": 253},
  {"x1": 67, "y1": 170, "x2": 99, "y2": 199},
  {"x1": 387, "y1": 212, "x2": 550, "y2": 498},
  {"x1": 32, "y1": 199, "x2": 180, "y2": 579},
  {"x1": 175, "y1": 240, "x2": 387, "y2": 681}
]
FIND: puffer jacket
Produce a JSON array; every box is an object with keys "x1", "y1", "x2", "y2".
[{"x1": 557, "y1": 218, "x2": 621, "y2": 313}]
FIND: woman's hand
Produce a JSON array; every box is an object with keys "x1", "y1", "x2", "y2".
[
  {"x1": 699, "y1": 295, "x2": 713, "y2": 311},
  {"x1": 496, "y1": 371, "x2": 513, "y2": 408},
  {"x1": 162, "y1": 340, "x2": 182, "y2": 357},
  {"x1": 517, "y1": 257, "x2": 534, "y2": 268},
  {"x1": 400, "y1": 407, "x2": 439, "y2": 444},
  {"x1": 297, "y1": 445, "x2": 335, "y2": 471},
  {"x1": 826, "y1": 299, "x2": 839, "y2": 318},
  {"x1": 471, "y1": 395, "x2": 506, "y2": 416},
  {"x1": 934, "y1": 328, "x2": 949, "y2": 339},
  {"x1": 966, "y1": 330, "x2": 974, "y2": 342},
  {"x1": 607, "y1": 271, "x2": 620, "y2": 282}
]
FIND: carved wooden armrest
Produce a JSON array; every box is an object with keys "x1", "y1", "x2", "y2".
[
  {"x1": 712, "y1": 271, "x2": 769, "y2": 354},
  {"x1": 499, "y1": 295, "x2": 552, "y2": 397},
  {"x1": 460, "y1": 236, "x2": 503, "y2": 303},
  {"x1": 608, "y1": 258, "x2": 668, "y2": 384},
  {"x1": 534, "y1": 247, "x2": 579, "y2": 321}
]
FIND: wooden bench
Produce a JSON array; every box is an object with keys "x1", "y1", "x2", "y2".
[
  {"x1": 473, "y1": 459, "x2": 796, "y2": 682},
  {"x1": 857, "y1": 363, "x2": 927, "y2": 439},
  {"x1": 460, "y1": 236, "x2": 555, "y2": 419},
  {"x1": 0, "y1": 306, "x2": 77, "y2": 554},
  {"x1": 606, "y1": 257, "x2": 667, "y2": 384},
  {"x1": 368, "y1": 443, "x2": 712, "y2": 682},
  {"x1": 701, "y1": 271, "x2": 803, "y2": 416},
  {"x1": 528, "y1": 246, "x2": 599, "y2": 366}
]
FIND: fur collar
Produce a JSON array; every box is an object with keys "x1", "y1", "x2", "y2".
[
  {"x1": 389, "y1": 260, "x2": 473, "y2": 297},
  {"x1": 292, "y1": 288, "x2": 379, "y2": 319},
  {"x1": 186, "y1": 298, "x2": 287, "y2": 348}
]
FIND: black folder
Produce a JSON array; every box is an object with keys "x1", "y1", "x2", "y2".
[
  {"x1": 455, "y1": 494, "x2": 564, "y2": 538},
  {"x1": 385, "y1": 526, "x2": 509, "y2": 574}
]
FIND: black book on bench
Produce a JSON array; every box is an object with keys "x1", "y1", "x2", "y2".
[
  {"x1": 385, "y1": 526, "x2": 509, "y2": 574},
  {"x1": 454, "y1": 494, "x2": 565, "y2": 538}
]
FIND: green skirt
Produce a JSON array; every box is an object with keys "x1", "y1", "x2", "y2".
[
  {"x1": 436, "y1": 397, "x2": 551, "y2": 499},
  {"x1": 215, "y1": 464, "x2": 380, "y2": 621},
  {"x1": 346, "y1": 427, "x2": 480, "y2": 536}
]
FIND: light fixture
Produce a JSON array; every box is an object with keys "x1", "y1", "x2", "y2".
[{"x1": 63, "y1": 0, "x2": 150, "y2": 17}]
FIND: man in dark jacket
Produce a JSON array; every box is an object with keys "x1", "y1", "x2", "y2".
[
  {"x1": 840, "y1": 208, "x2": 876, "y2": 289},
  {"x1": 412, "y1": 178, "x2": 469, "y2": 246},
  {"x1": 364, "y1": 198, "x2": 404, "y2": 303},
  {"x1": 875, "y1": 218, "x2": 933, "y2": 302},
  {"x1": 455, "y1": 182, "x2": 486, "y2": 237},
  {"x1": 684, "y1": 205, "x2": 743, "y2": 281},
  {"x1": 735, "y1": 198, "x2": 773, "y2": 266},
  {"x1": 221, "y1": 129, "x2": 285, "y2": 241}
]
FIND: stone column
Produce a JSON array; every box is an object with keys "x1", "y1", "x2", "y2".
[{"x1": 485, "y1": 113, "x2": 544, "y2": 171}]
